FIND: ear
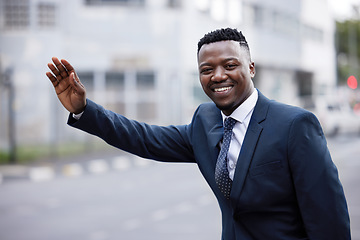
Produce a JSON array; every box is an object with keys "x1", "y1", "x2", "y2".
[{"x1": 249, "y1": 62, "x2": 255, "y2": 78}]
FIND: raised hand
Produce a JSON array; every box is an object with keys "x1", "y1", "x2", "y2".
[{"x1": 46, "y1": 57, "x2": 87, "y2": 114}]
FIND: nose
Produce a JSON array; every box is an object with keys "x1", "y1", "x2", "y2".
[{"x1": 211, "y1": 67, "x2": 227, "y2": 82}]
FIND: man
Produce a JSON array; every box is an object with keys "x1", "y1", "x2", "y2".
[{"x1": 46, "y1": 28, "x2": 350, "y2": 239}]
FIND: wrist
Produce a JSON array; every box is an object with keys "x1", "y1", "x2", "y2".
[
  {"x1": 72, "y1": 104, "x2": 86, "y2": 119},
  {"x1": 73, "y1": 100, "x2": 87, "y2": 115}
]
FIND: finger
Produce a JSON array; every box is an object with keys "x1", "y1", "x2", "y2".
[
  {"x1": 52, "y1": 57, "x2": 68, "y2": 78},
  {"x1": 60, "y1": 59, "x2": 75, "y2": 73},
  {"x1": 46, "y1": 72, "x2": 59, "y2": 87},
  {"x1": 73, "y1": 72, "x2": 85, "y2": 88},
  {"x1": 47, "y1": 63, "x2": 60, "y2": 77},
  {"x1": 70, "y1": 72, "x2": 85, "y2": 94},
  {"x1": 50, "y1": 57, "x2": 61, "y2": 71},
  {"x1": 46, "y1": 71, "x2": 56, "y2": 82}
]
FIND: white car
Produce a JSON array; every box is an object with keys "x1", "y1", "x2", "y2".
[{"x1": 302, "y1": 97, "x2": 360, "y2": 137}]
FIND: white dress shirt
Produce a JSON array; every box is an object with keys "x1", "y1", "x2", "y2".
[{"x1": 221, "y1": 89, "x2": 258, "y2": 180}]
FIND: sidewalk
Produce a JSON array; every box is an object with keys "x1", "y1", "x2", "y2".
[
  {"x1": 0, "y1": 164, "x2": 30, "y2": 183},
  {"x1": 0, "y1": 150, "x2": 155, "y2": 184}
]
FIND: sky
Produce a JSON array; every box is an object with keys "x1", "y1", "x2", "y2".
[{"x1": 329, "y1": 0, "x2": 360, "y2": 20}]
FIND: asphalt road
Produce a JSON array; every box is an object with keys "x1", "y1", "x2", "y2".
[
  {"x1": 0, "y1": 158, "x2": 221, "y2": 240},
  {"x1": 0, "y1": 135, "x2": 359, "y2": 240},
  {"x1": 328, "y1": 135, "x2": 360, "y2": 240}
]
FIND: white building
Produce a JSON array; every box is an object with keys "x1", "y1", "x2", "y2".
[{"x1": 0, "y1": 0, "x2": 336, "y2": 151}]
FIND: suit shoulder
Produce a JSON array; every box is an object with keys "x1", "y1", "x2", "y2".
[
  {"x1": 268, "y1": 100, "x2": 317, "y2": 121},
  {"x1": 197, "y1": 102, "x2": 219, "y2": 111},
  {"x1": 191, "y1": 102, "x2": 222, "y2": 126},
  {"x1": 196, "y1": 102, "x2": 222, "y2": 118},
  {"x1": 262, "y1": 100, "x2": 324, "y2": 136},
  {"x1": 269, "y1": 100, "x2": 309, "y2": 114},
  {"x1": 255, "y1": 91, "x2": 316, "y2": 123}
]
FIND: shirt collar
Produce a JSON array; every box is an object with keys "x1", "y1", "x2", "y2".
[{"x1": 221, "y1": 88, "x2": 258, "y2": 124}]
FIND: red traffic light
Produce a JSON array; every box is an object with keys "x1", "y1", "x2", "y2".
[{"x1": 347, "y1": 75, "x2": 358, "y2": 89}]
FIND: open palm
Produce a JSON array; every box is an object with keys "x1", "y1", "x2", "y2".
[{"x1": 46, "y1": 57, "x2": 87, "y2": 114}]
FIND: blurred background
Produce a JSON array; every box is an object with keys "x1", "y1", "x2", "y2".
[{"x1": 0, "y1": 0, "x2": 359, "y2": 239}]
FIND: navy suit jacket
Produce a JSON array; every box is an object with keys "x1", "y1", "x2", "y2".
[{"x1": 69, "y1": 91, "x2": 350, "y2": 240}]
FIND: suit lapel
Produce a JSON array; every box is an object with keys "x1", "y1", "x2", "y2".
[
  {"x1": 194, "y1": 104, "x2": 223, "y2": 194},
  {"x1": 208, "y1": 114, "x2": 223, "y2": 164},
  {"x1": 208, "y1": 124, "x2": 223, "y2": 149},
  {"x1": 230, "y1": 121, "x2": 262, "y2": 201},
  {"x1": 230, "y1": 91, "x2": 270, "y2": 202}
]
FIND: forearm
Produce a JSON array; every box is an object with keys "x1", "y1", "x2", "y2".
[{"x1": 68, "y1": 99, "x2": 195, "y2": 163}]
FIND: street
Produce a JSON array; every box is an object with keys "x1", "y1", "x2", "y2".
[
  {"x1": 327, "y1": 135, "x2": 360, "y2": 240},
  {"x1": 0, "y1": 135, "x2": 359, "y2": 240},
  {"x1": 0, "y1": 155, "x2": 221, "y2": 240}
]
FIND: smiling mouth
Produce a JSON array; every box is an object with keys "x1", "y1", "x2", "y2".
[{"x1": 213, "y1": 86, "x2": 232, "y2": 92}]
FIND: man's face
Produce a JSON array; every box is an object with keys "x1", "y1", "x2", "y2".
[{"x1": 198, "y1": 40, "x2": 255, "y2": 116}]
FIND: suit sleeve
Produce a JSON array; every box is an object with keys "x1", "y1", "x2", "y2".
[
  {"x1": 288, "y1": 112, "x2": 350, "y2": 239},
  {"x1": 68, "y1": 99, "x2": 195, "y2": 163}
]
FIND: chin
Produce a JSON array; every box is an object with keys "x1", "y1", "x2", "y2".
[{"x1": 215, "y1": 103, "x2": 234, "y2": 112}]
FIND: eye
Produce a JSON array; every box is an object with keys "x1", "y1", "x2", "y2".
[
  {"x1": 225, "y1": 64, "x2": 237, "y2": 70},
  {"x1": 200, "y1": 68, "x2": 212, "y2": 74}
]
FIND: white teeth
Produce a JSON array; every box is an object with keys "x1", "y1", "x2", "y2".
[{"x1": 214, "y1": 86, "x2": 232, "y2": 92}]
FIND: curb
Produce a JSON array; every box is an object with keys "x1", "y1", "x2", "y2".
[{"x1": 0, "y1": 155, "x2": 154, "y2": 184}]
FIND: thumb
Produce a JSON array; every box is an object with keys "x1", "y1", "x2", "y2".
[
  {"x1": 69, "y1": 72, "x2": 76, "y2": 85},
  {"x1": 70, "y1": 72, "x2": 85, "y2": 94},
  {"x1": 70, "y1": 72, "x2": 81, "y2": 87}
]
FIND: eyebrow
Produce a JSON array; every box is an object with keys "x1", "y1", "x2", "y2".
[
  {"x1": 199, "y1": 57, "x2": 239, "y2": 68},
  {"x1": 199, "y1": 62, "x2": 211, "y2": 68}
]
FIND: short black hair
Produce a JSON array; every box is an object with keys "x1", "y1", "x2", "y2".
[{"x1": 197, "y1": 28, "x2": 250, "y2": 57}]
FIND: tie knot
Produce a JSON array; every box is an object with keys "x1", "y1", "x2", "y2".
[{"x1": 224, "y1": 117, "x2": 236, "y2": 130}]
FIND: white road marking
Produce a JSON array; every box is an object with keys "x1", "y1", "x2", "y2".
[
  {"x1": 88, "y1": 159, "x2": 109, "y2": 174},
  {"x1": 62, "y1": 163, "x2": 84, "y2": 177},
  {"x1": 112, "y1": 156, "x2": 131, "y2": 171},
  {"x1": 29, "y1": 167, "x2": 55, "y2": 182}
]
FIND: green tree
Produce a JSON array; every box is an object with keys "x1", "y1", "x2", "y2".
[{"x1": 335, "y1": 19, "x2": 360, "y2": 86}]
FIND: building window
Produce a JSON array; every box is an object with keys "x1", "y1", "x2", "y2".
[
  {"x1": 296, "y1": 70, "x2": 313, "y2": 97},
  {"x1": 3, "y1": 0, "x2": 30, "y2": 30},
  {"x1": 37, "y1": 3, "x2": 56, "y2": 28},
  {"x1": 78, "y1": 72, "x2": 94, "y2": 85},
  {"x1": 85, "y1": 0, "x2": 145, "y2": 7},
  {"x1": 104, "y1": 71, "x2": 125, "y2": 114},
  {"x1": 167, "y1": 0, "x2": 181, "y2": 9},
  {"x1": 302, "y1": 24, "x2": 324, "y2": 42},
  {"x1": 77, "y1": 72, "x2": 94, "y2": 90},
  {"x1": 105, "y1": 71, "x2": 125, "y2": 89},
  {"x1": 136, "y1": 71, "x2": 155, "y2": 89},
  {"x1": 78, "y1": 71, "x2": 94, "y2": 99}
]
